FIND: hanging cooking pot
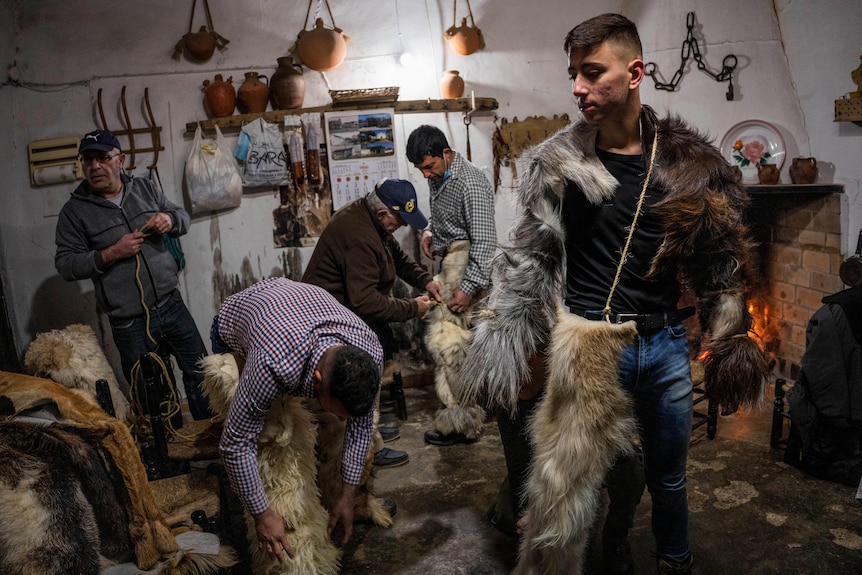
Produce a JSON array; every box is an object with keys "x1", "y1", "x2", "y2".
[{"x1": 839, "y1": 230, "x2": 862, "y2": 287}]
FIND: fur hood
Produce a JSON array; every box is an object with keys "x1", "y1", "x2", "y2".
[{"x1": 464, "y1": 106, "x2": 766, "y2": 413}]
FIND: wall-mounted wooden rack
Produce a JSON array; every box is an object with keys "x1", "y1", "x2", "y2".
[
  {"x1": 184, "y1": 97, "x2": 499, "y2": 135},
  {"x1": 746, "y1": 183, "x2": 844, "y2": 195}
]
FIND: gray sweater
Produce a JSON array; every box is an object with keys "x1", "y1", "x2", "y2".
[{"x1": 55, "y1": 174, "x2": 190, "y2": 319}]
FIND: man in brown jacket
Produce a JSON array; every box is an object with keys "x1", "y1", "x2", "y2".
[{"x1": 303, "y1": 178, "x2": 442, "y2": 466}]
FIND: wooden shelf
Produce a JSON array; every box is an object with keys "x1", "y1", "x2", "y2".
[
  {"x1": 746, "y1": 183, "x2": 844, "y2": 194},
  {"x1": 185, "y1": 97, "x2": 499, "y2": 135}
]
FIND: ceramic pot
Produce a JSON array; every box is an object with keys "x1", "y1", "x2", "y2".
[
  {"x1": 445, "y1": 18, "x2": 483, "y2": 56},
  {"x1": 237, "y1": 72, "x2": 270, "y2": 114},
  {"x1": 270, "y1": 57, "x2": 306, "y2": 110},
  {"x1": 756, "y1": 163, "x2": 780, "y2": 185},
  {"x1": 184, "y1": 26, "x2": 218, "y2": 62},
  {"x1": 440, "y1": 70, "x2": 465, "y2": 99},
  {"x1": 295, "y1": 18, "x2": 347, "y2": 72},
  {"x1": 789, "y1": 157, "x2": 818, "y2": 184},
  {"x1": 202, "y1": 74, "x2": 235, "y2": 118}
]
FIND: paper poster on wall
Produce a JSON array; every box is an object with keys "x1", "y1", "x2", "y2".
[{"x1": 324, "y1": 108, "x2": 400, "y2": 211}]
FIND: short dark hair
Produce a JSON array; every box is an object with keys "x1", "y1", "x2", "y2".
[
  {"x1": 563, "y1": 13, "x2": 642, "y2": 59},
  {"x1": 406, "y1": 125, "x2": 449, "y2": 164},
  {"x1": 328, "y1": 345, "x2": 380, "y2": 417}
]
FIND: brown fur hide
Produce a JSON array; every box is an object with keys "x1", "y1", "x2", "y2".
[
  {"x1": 200, "y1": 353, "x2": 392, "y2": 575},
  {"x1": 424, "y1": 240, "x2": 486, "y2": 438},
  {"x1": 0, "y1": 372, "x2": 235, "y2": 575},
  {"x1": 514, "y1": 311, "x2": 638, "y2": 575},
  {"x1": 24, "y1": 323, "x2": 131, "y2": 423}
]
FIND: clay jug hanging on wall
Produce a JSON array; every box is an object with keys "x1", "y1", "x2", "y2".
[
  {"x1": 270, "y1": 57, "x2": 306, "y2": 110},
  {"x1": 173, "y1": 0, "x2": 229, "y2": 62},
  {"x1": 202, "y1": 74, "x2": 235, "y2": 118},
  {"x1": 444, "y1": 1, "x2": 485, "y2": 56},
  {"x1": 237, "y1": 72, "x2": 270, "y2": 114},
  {"x1": 292, "y1": 1, "x2": 349, "y2": 72},
  {"x1": 440, "y1": 70, "x2": 465, "y2": 99}
]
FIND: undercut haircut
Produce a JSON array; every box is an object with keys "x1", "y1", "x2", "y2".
[{"x1": 563, "y1": 13, "x2": 643, "y2": 60}]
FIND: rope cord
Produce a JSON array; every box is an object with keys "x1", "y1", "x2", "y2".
[
  {"x1": 452, "y1": 0, "x2": 477, "y2": 28},
  {"x1": 601, "y1": 121, "x2": 659, "y2": 319}
]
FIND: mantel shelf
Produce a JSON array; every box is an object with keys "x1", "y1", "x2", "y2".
[
  {"x1": 746, "y1": 183, "x2": 844, "y2": 195},
  {"x1": 185, "y1": 97, "x2": 499, "y2": 135}
]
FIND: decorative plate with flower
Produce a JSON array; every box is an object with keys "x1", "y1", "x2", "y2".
[{"x1": 719, "y1": 119, "x2": 786, "y2": 184}]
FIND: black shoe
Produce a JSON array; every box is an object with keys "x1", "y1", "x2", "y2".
[
  {"x1": 373, "y1": 447, "x2": 409, "y2": 467},
  {"x1": 423, "y1": 429, "x2": 475, "y2": 446},
  {"x1": 380, "y1": 399, "x2": 397, "y2": 414},
  {"x1": 379, "y1": 426, "x2": 400, "y2": 443},
  {"x1": 657, "y1": 554, "x2": 693, "y2": 575},
  {"x1": 603, "y1": 537, "x2": 634, "y2": 574}
]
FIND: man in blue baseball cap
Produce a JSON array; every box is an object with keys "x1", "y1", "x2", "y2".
[
  {"x1": 304, "y1": 178, "x2": 443, "y2": 468},
  {"x1": 55, "y1": 129, "x2": 214, "y2": 421}
]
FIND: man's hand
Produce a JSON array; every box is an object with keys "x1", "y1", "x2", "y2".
[
  {"x1": 328, "y1": 482, "x2": 357, "y2": 546},
  {"x1": 415, "y1": 295, "x2": 432, "y2": 318},
  {"x1": 425, "y1": 280, "x2": 443, "y2": 303},
  {"x1": 447, "y1": 288, "x2": 473, "y2": 314},
  {"x1": 254, "y1": 507, "x2": 295, "y2": 563},
  {"x1": 142, "y1": 212, "x2": 172, "y2": 235},
  {"x1": 101, "y1": 231, "x2": 145, "y2": 266},
  {"x1": 421, "y1": 229, "x2": 435, "y2": 259}
]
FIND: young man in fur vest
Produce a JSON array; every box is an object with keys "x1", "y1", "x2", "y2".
[
  {"x1": 462, "y1": 13, "x2": 767, "y2": 575},
  {"x1": 407, "y1": 125, "x2": 497, "y2": 446}
]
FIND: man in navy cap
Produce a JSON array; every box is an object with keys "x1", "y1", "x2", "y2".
[
  {"x1": 55, "y1": 129, "x2": 213, "y2": 420},
  {"x1": 303, "y1": 178, "x2": 442, "y2": 467}
]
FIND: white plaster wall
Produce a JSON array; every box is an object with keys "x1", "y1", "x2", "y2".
[{"x1": 0, "y1": 0, "x2": 860, "y2": 367}]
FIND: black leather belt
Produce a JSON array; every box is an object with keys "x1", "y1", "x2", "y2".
[{"x1": 568, "y1": 306, "x2": 695, "y2": 334}]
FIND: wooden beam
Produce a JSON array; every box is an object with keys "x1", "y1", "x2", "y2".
[{"x1": 184, "y1": 97, "x2": 498, "y2": 134}]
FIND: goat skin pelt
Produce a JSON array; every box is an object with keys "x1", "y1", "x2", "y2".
[{"x1": 462, "y1": 105, "x2": 767, "y2": 415}]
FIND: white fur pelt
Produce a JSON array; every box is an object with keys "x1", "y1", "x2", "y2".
[
  {"x1": 514, "y1": 310, "x2": 638, "y2": 575},
  {"x1": 424, "y1": 240, "x2": 486, "y2": 439},
  {"x1": 23, "y1": 323, "x2": 131, "y2": 423},
  {"x1": 199, "y1": 354, "x2": 340, "y2": 575}
]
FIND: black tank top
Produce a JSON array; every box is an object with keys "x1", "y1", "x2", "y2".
[{"x1": 562, "y1": 148, "x2": 680, "y2": 313}]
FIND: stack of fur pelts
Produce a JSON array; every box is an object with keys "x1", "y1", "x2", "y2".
[
  {"x1": 0, "y1": 371, "x2": 236, "y2": 575},
  {"x1": 23, "y1": 323, "x2": 131, "y2": 423},
  {"x1": 199, "y1": 353, "x2": 392, "y2": 575}
]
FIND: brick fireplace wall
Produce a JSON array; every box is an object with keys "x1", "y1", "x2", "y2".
[{"x1": 747, "y1": 192, "x2": 845, "y2": 381}]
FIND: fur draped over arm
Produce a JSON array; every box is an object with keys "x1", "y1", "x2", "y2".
[
  {"x1": 646, "y1": 108, "x2": 768, "y2": 413},
  {"x1": 460, "y1": 122, "x2": 619, "y2": 414}
]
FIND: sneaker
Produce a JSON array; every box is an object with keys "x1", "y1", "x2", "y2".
[
  {"x1": 657, "y1": 554, "x2": 693, "y2": 575},
  {"x1": 379, "y1": 426, "x2": 400, "y2": 443},
  {"x1": 424, "y1": 429, "x2": 476, "y2": 446},
  {"x1": 373, "y1": 447, "x2": 409, "y2": 467},
  {"x1": 603, "y1": 537, "x2": 634, "y2": 575}
]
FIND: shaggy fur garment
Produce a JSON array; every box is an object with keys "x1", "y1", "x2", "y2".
[
  {"x1": 23, "y1": 323, "x2": 131, "y2": 423},
  {"x1": 513, "y1": 311, "x2": 637, "y2": 575},
  {"x1": 424, "y1": 240, "x2": 486, "y2": 438},
  {"x1": 463, "y1": 106, "x2": 766, "y2": 416},
  {"x1": 200, "y1": 353, "x2": 392, "y2": 575},
  {"x1": 0, "y1": 372, "x2": 180, "y2": 571}
]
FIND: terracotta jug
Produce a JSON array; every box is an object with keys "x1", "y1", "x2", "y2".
[
  {"x1": 270, "y1": 57, "x2": 306, "y2": 110},
  {"x1": 295, "y1": 18, "x2": 347, "y2": 72},
  {"x1": 756, "y1": 163, "x2": 780, "y2": 185},
  {"x1": 184, "y1": 26, "x2": 218, "y2": 62},
  {"x1": 445, "y1": 17, "x2": 484, "y2": 56},
  {"x1": 237, "y1": 72, "x2": 270, "y2": 114},
  {"x1": 789, "y1": 157, "x2": 818, "y2": 184},
  {"x1": 202, "y1": 74, "x2": 235, "y2": 118},
  {"x1": 440, "y1": 70, "x2": 465, "y2": 99}
]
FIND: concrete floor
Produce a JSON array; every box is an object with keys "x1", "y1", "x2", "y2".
[{"x1": 340, "y1": 384, "x2": 862, "y2": 575}]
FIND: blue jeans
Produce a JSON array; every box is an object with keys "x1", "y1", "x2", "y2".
[
  {"x1": 110, "y1": 289, "x2": 214, "y2": 420},
  {"x1": 617, "y1": 323, "x2": 693, "y2": 561}
]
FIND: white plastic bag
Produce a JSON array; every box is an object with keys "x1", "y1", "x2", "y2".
[
  {"x1": 240, "y1": 118, "x2": 289, "y2": 187},
  {"x1": 184, "y1": 124, "x2": 243, "y2": 214}
]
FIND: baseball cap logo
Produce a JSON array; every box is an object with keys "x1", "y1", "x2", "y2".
[{"x1": 405, "y1": 200, "x2": 415, "y2": 213}]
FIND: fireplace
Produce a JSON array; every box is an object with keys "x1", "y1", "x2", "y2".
[{"x1": 745, "y1": 187, "x2": 845, "y2": 381}]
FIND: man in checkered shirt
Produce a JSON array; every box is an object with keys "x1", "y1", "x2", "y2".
[
  {"x1": 211, "y1": 277, "x2": 383, "y2": 561},
  {"x1": 406, "y1": 125, "x2": 497, "y2": 446}
]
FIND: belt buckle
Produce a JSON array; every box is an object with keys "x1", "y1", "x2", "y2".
[{"x1": 612, "y1": 313, "x2": 639, "y2": 324}]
